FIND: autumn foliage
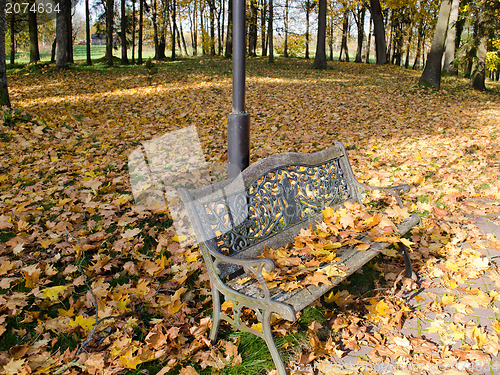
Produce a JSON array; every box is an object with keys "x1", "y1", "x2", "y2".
[{"x1": 0, "y1": 58, "x2": 499, "y2": 374}]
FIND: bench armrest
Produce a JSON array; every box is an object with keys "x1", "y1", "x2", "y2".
[
  {"x1": 205, "y1": 246, "x2": 296, "y2": 321},
  {"x1": 355, "y1": 182, "x2": 411, "y2": 208},
  {"x1": 212, "y1": 251, "x2": 275, "y2": 299}
]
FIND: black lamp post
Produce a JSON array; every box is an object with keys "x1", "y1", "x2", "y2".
[{"x1": 227, "y1": 0, "x2": 250, "y2": 177}]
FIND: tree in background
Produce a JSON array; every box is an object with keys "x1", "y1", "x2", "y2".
[
  {"x1": 0, "y1": 0, "x2": 10, "y2": 107},
  {"x1": 268, "y1": 0, "x2": 274, "y2": 63},
  {"x1": 468, "y1": 0, "x2": 499, "y2": 90},
  {"x1": 225, "y1": 0, "x2": 232, "y2": 57},
  {"x1": 86, "y1": 0, "x2": 92, "y2": 65},
  {"x1": 106, "y1": 0, "x2": 114, "y2": 66},
  {"x1": 56, "y1": 0, "x2": 71, "y2": 67},
  {"x1": 138, "y1": 0, "x2": 144, "y2": 64},
  {"x1": 121, "y1": 0, "x2": 129, "y2": 64},
  {"x1": 28, "y1": 0, "x2": 40, "y2": 63},
  {"x1": 313, "y1": 0, "x2": 327, "y2": 68},
  {"x1": 442, "y1": 0, "x2": 459, "y2": 74},
  {"x1": 248, "y1": 0, "x2": 258, "y2": 56},
  {"x1": 369, "y1": 0, "x2": 387, "y2": 64},
  {"x1": 338, "y1": 3, "x2": 350, "y2": 62},
  {"x1": 419, "y1": 0, "x2": 452, "y2": 89},
  {"x1": 353, "y1": 4, "x2": 366, "y2": 63}
]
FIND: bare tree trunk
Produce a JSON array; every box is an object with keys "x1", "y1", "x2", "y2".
[
  {"x1": 51, "y1": 38, "x2": 57, "y2": 63},
  {"x1": 152, "y1": 0, "x2": 159, "y2": 59},
  {"x1": 221, "y1": 0, "x2": 225, "y2": 54},
  {"x1": 469, "y1": 3, "x2": 488, "y2": 91},
  {"x1": 106, "y1": 0, "x2": 114, "y2": 66},
  {"x1": 314, "y1": 0, "x2": 327, "y2": 68},
  {"x1": 329, "y1": 11, "x2": 333, "y2": 61},
  {"x1": 216, "y1": 0, "x2": 223, "y2": 55},
  {"x1": 404, "y1": 25, "x2": 412, "y2": 69},
  {"x1": 365, "y1": 14, "x2": 372, "y2": 63},
  {"x1": 121, "y1": 0, "x2": 129, "y2": 64},
  {"x1": 392, "y1": 15, "x2": 403, "y2": 66},
  {"x1": 419, "y1": 0, "x2": 451, "y2": 89},
  {"x1": 131, "y1": 0, "x2": 135, "y2": 63},
  {"x1": 68, "y1": 4, "x2": 73, "y2": 63},
  {"x1": 442, "y1": 0, "x2": 459, "y2": 74},
  {"x1": 0, "y1": 0, "x2": 10, "y2": 107},
  {"x1": 305, "y1": 0, "x2": 310, "y2": 59},
  {"x1": 56, "y1": 0, "x2": 70, "y2": 67},
  {"x1": 179, "y1": 17, "x2": 189, "y2": 55},
  {"x1": 172, "y1": 0, "x2": 177, "y2": 59},
  {"x1": 261, "y1": 0, "x2": 267, "y2": 56},
  {"x1": 190, "y1": 0, "x2": 198, "y2": 56},
  {"x1": 9, "y1": 13, "x2": 15, "y2": 65},
  {"x1": 268, "y1": 0, "x2": 274, "y2": 63},
  {"x1": 138, "y1": 0, "x2": 143, "y2": 64},
  {"x1": 369, "y1": 0, "x2": 386, "y2": 64},
  {"x1": 354, "y1": 7, "x2": 365, "y2": 63},
  {"x1": 200, "y1": 4, "x2": 206, "y2": 55},
  {"x1": 412, "y1": 20, "x2": 423, "y2": 69},
  {"x1": 28, "y1": 0, "x2": 40, "y2": 63},
  {"x1": 175, "y1": 24, "x2": 182, "y2": 55},
  {"x1": 339, "y1": 10, "x2": 349, "y2": 61},
  {"x1": 208, "y1": 0, "x2": 216, "y2": 55},
  {"x1": 283, "y1": 0, "x2": 289, "y2": 57},
  {"x1": 225, "y1": 0, "x2": 232, "y2": 57},
  {"x1": 86, "y1": 0, "x2": 92, "y2": 65},
  {"x1": 249, "y1": 0, "x2": 257, "y2": 56},
  {"x1": 386, "y1": 9, "x2": 393, "y2": 62}
]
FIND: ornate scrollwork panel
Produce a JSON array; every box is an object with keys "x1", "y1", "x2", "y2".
[{"x1": 199, "y1": 159, "x2": 350, "y2": 255}]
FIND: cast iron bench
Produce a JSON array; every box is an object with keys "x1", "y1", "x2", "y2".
[{"x1": 179, "y1": 142, "x2": 421, "y2": 374}]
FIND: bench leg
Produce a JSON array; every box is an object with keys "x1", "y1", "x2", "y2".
[
  {"x1": 262, "y1": 310, "x2": 288, "y2": 375},
  {"x1": 398, "y1": 242, "x2": 417, "y2": 280},
  {"x1": 210, "y1": 288, "x2": 222, "y2": 344}
]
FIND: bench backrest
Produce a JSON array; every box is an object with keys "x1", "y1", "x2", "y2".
[{"x1": 181, "y1": 143, "x2": 363, "y2": 265}]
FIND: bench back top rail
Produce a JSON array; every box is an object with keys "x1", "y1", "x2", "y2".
[{"x1": 180, "y1": 143, "x2": 363, "y2": 260}]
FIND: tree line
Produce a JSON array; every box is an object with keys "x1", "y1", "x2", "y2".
[{"x1": 1, "y1": 0, "x2": 499, "y2": 107}]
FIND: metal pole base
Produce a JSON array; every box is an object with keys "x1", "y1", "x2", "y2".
[{"x1": 228, "y1": 112, "x2": 250, "y2": 178}]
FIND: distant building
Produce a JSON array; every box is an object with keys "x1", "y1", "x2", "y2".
[{"x1": 91, "y1": 33, "x2": 107, "y2": 45}]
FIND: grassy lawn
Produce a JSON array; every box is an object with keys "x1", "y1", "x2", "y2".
[
  {"x1": 1, "y1": 57, "x2": 499, "y2": 374},
  {"x1": 7, "y1": 44, "x2": 157, "y2": 65}
]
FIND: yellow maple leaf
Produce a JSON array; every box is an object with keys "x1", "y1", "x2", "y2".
[
  {"x1": 2, "y1": 358, "x2": 27, "y2": 375},
  {"x1": 400, "y1": 238, "x2": 414, "y2": 247},
  {"x1": 355, "y1": 243, "x2": 370, "y2": 251},
  {"x1": 185, "y1": 251, "x2": 199, "y2": 263},
  {"x1": 322, "y1": 207, "x2": 335, "y2": 220},
  {"x1": 69, "y1": 315, "x2": 95, "y2": 333},
  {"x1": 251, "y1": 323, "x2": 263, "y2": 333},
  {"x1": 320, "y1": 265, "x2": 345, "y2": 278},
  {"x1": 119, "y1": 348, "x2": 143, "y2": 369},
  {"x1": 167, "y1": 287, "x2": 187, "y2": 315},
  {"x1": 324, "y1": 290, "x2": 353, "y2": 306},
  {"x1": 441, "y1": 295, "x2": 456, "y2": 305},
  {"x1": 172, "y1": 235, "x2": 187, "y2": 243},
  {"x1": 472, "y1": 327, "x2": 487, "y2": 348},
  {"x1": 363, "y1": 214, "x2": 381, "y2": 228},
  {"x1": 57, "y1": 307, "x2": 75, "y2": 317},
  {"x1": 42, "y1": 285, "x2": 68, "y2": 301},
  {"x1": 492, "y1": 320, "x2": 500, "y2": 335},
  {"x1": 221, "y1": 300, "x2": 233, "y2": 311}
]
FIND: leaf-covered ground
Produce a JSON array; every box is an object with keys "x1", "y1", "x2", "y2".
[{"x1": 1, "y1": 58, "x2": 500, "y2": 374}]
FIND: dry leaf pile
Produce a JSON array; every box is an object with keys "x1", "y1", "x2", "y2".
[
  {"x1": 258, "y1": 202, "x2": 412, "y2": 292},
  {"x1": 0, "y1": 58, "x2": 499, "y2": 374}
]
